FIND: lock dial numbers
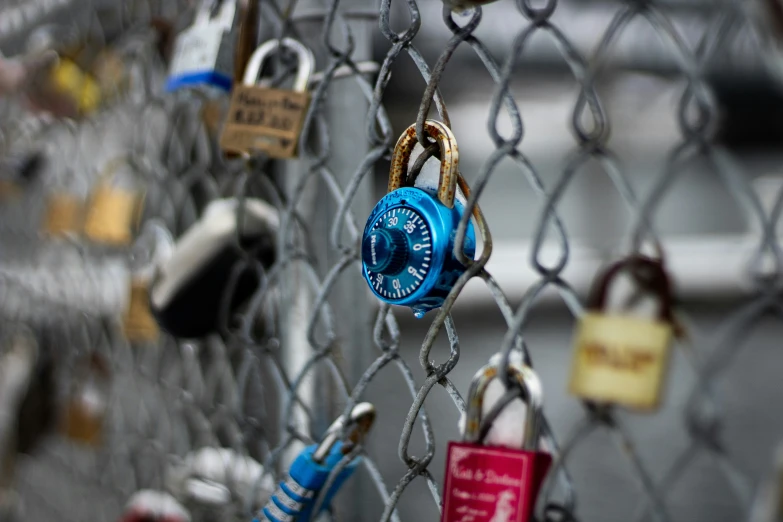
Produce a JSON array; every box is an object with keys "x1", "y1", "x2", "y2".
[{"x1": 362, "y1": 207, "x2": 432, "y2": 301}]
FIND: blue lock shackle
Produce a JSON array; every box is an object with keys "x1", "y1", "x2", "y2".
[
  {"x1": 258, "y1": 403, "x2": 376, "y2": 522},
  {"x1": 361, "y1": 120, "x2": 476, "y2": 319}
]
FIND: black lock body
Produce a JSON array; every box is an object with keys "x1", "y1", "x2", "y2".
[{"x1": 150, "y1": 198, "x2": 278, "y2": 339}]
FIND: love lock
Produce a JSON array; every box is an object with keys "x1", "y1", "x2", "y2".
[
  {"x1": 361, "y1": 120, "x2": 476, "y2": 319},
  {"x1": 149, "y1": 197, "x2": 278, "y2": 339},
  {"x1": 220, "y1": 37, "x2": 314, "y2": 158},
  {"x1": 568, "y1": 254, "x2": 678, "y2": 411},
  {"x1": 166, "y1": 0, "x2": 241, "y2": 93},
  {"x1": 442, "y1": 361, "x2": 552, "y2": 522},
  {"x1": 259, "y1": 403, "x2": 376, "y2": 522},
  {"x1": 165, "y1": 447, "x2": 275, "y2": 518}
]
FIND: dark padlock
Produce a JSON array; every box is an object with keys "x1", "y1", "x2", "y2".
[{"x1": 149, "y1": 197, "x2": 278, "y2": 339}]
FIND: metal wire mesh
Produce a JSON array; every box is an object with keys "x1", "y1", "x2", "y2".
[{"x1": 1, "y1": 0, "x2": 783, "y2": 521}]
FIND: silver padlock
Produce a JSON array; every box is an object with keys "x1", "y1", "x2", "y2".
[{"x1": 165, "y1": 0, "x2": 241, "y2": 93}]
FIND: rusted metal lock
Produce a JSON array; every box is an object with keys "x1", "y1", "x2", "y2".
[
  {"x1": 568, "y1": 255, "x2": 677, "y2": 411},
  {"x1": 361, "y1": 120, "x2": 476, "y2": 318},
  {"x1": 83, "y1": 157, "x2": 146, "y2": 247},
  {"x1": 63, "y1": 353, "x2": 111, "y2": 447},
  {"x1": 220, "y1": 37, "x2": 314, "y2": 158},
  {"x1": 442, "y1": 362, "x2": 552, "y2": 522}
]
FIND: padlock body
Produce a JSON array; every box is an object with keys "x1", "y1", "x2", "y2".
[
  {"x1": 220, "y1": 85, "x2": 311, "y2": 158},
  {"x1": 441, "y1": 442, "x2": 552, "y2": 522},
  {"x1": 568, "y1": 312, "x2": 672, "y2": 410},
  {"x1": 166, "y1": 22, "x2": 236, "y2": 93},
  {"x1": 361, "y1": 187, "x2": 476, "y2": 318},
  {"x1": 259, "y1": 441, "x2": 360, "y2": 522},
  {"x1": 123, "y1": 280, "x2": 160, "y2": 343},
  {"x1": 83, "y1": 185, "x2": 144, "y2": 246},
  {"x1": 151, "y1": 230, "x2": 274, "y2": 339}
]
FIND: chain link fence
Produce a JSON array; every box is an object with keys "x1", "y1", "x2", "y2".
[{"x1": 1, "y1": 0, "x2": 783, "y2": 521}]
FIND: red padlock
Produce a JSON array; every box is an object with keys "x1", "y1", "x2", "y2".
[
  {"x1": 441, "y1": 361, "x2": 552, "y2": 522},
  {"x1": 118, "y1": 490, "x2": 190, "y2": 522}
]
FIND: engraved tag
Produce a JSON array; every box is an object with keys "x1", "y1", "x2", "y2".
[
  {"x1": 123, "y1": 280, "x2": 160, "y2": 342},
  {"x1": 83, "y1": 186, "x2": 143, "y2": 246},
  {"x1": 42, "y1": 194, "x2": 83, "y2": 236},
  {"x1": 220, "y1": 86, "x2": 310, "y2": 158},
  {"x1": 441, "y1": 443, "x2": 552, "y2": 522},
  {"x1": 568, "y1": 312, "x2": 672, "y2": 410}
]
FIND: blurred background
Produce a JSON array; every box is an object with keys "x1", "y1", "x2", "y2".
[{"x1": 2, "y1": 0, "x2": 783, "y2": 521}]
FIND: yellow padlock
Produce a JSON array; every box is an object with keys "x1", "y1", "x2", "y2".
[
  {"x1": 83, "y1": 157, "x2": 146, "y2": 247},
  {"x1": 568, "y1": 255, "x2": 678, "y2": 411},
  {"x1": 49, "y1": 58, "x2": 101, "y2": 115},
  {"x1": 122, "y1": 279, "x2": 160, "y2": 343}
]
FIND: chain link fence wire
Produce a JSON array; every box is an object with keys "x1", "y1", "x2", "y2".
[{"x1": 1, "y1": 0, "x2": 783, "y2": 521}]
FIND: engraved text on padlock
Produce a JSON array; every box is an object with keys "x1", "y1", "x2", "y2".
[{"x1": 220, "y1": 38, "x2": 313, "y2": 158}]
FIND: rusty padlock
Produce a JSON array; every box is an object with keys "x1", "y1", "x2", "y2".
[
  {"x1": 83, "y1": 157, "x2": 146, "y2": 248},
  {"x1": 568, "y1": 254, "x2": 678, "y2": 411},
  {"x1": 220, "y1": 37, "x2": 314, "y2": 158},
  {"x1": 442, "y1": 361, "x2": 552, "y2": 522}
]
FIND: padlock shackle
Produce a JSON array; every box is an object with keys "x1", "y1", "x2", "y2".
[
  {"x1": 388, "y1": 120, "x2": 459, "y2": 209},
  {"x1": 588, "y1": 254, "x2": 675, "y2": 324},
  {"x1": 312, "y1": 402, "x2": 376, "y2": 464},
  {"x1": 463, "y1": 361, "x2": 543, "y2": 450},
  {"x1": 242, "y1": 37, "x2": 314, "y2": 93}
]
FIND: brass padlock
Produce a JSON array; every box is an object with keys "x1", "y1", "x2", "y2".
[
  {"x1": 62, "y1": 353, "x2": 111, "y2": 447},
  {"x1": 220, "y1": 37, "x2": 314, "y2": 158},
  {"x1": 568, "y1": 254, "x2": 678, "y2": 411},
  {"x1": 83, "y1": 157, "x2": 146, "y2": 247}
]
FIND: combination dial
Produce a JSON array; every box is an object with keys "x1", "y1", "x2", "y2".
[{"x1": 361, "y1": 207, "x2": 432, "y2": 302}]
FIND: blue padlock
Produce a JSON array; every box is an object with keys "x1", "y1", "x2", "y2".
[
  {"x1": 257, "y1": 403, "x2": 375, "y2": 522},
  {"x1": 361, "y1": 120, "x2": 476, "y2": 319}
]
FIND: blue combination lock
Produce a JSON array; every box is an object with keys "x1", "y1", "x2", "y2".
[
  {"x1": 361, "y1": 120, "x2": 476, "y2": 318},
  {"x1": 257, "y1": 403, "x2": 376, "y2": 522}
]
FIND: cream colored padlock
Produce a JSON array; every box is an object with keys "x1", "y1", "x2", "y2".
[
  {"x1": 568, "y1": 254, "x2": 679, "y2": 411},
  {"x1": 83, "y1": 157, "x2": 146, "y2": 247}
]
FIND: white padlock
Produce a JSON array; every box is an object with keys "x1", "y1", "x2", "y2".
[{"x1": 165, "y1": 0, "x2": 241, "y2": 93}]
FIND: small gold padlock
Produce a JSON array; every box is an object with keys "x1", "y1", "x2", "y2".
[
  {"x1": 83, "y1": 158, "x2": 145, "y2": 247},
  {"x1": 122, "y1": 279, "x2": 160, "y2": 343},
  {"x1": 568, "y1": 255, "x2": 678, "y2": 411},
  {"x1": 63, "y1": 353, "x2": 111, "y2": 447},
  {"x1": 220, "y1": 37, "x2": 314, "y2": 158}
]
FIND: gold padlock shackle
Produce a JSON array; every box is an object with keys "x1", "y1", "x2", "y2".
[
  {"x1": 588, "y1": 254, "x2": 675, "y2": 324},
  {"x1": 463, "y1": 361, "x2": 543, "y2": 450},
  {"x1": 388, "y1": 119, "x2": 458, "y2": 209},
  {"x1": 242, "y1": 37, "x2": 315, "y2": 93}
]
